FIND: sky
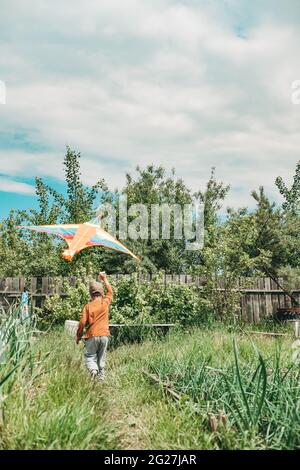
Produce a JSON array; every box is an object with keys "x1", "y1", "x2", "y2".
[{"x1": 0, "y1": 0, "x2": 300, "y2": 218}]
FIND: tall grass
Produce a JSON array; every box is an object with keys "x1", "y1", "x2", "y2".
[
  {"x1": 148, "y1": 329, "x2": 300, "y2": 449},
  {"x1": 2, "y1": 310, "x2": 299, "y2": 450},
  {"x1": 0, "y1": 303, "x2": 35, "y2": 391},
  {"x1": 0, "y1": 306, "x2": 117, "y2": 449}
]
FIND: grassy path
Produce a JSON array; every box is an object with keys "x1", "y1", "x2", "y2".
[
  {"x1": 101, "y1": 341, "x2": 214, "y2": 450},
  {"x1": 2, "y1": 325, "x2": 296, "y2": 449},
  {"x1": 1, "y1": 329, "x2": 213, "y2": 449}
]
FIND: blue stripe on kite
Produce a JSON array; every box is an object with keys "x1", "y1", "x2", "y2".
[
  {"x1": 23, "y1": 226, "x2": 76, "y2": 236},
  {"x1": 90, "y1": 236, "x2": 130, "y2": 253}
]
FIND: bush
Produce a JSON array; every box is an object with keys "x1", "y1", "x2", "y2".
[
  {"x1": 36, "y1": 279, "x2": 89, "y2": 329},
  {"x1": 36, "y1": 274, "x2": 213, "y2": 329}
]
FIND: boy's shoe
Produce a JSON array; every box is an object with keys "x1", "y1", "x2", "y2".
[
  {"x1": 98, "y1": 370, "x2": 105, "y2": 381},
  {"x1": 90, "y1": 370, "x2": 98, "y2": 381}
]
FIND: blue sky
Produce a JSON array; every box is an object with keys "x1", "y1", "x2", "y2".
[{"x1": 1, "y1": 0, "x2": 300, "y2": 219}]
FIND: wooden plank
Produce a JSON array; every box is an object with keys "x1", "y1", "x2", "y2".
[
  {"x1": 47, "y1": 277, "x2": 54, "y2": 294},
  {"x1": 240, "y1": 295, "x2": 248, "y2": 321},
  {"x1": 246, "y1": 294, "x2": 253, "y2": 323},
  {"x1": 278, "y1": 292, "x2": 285, "y2": 309},
  {"x1": 19, "y1": 277, "x2": 25, "y2": 291},
  {"x1": 264, "y1": 278, "x2": 272, "y2": 317},
  {"x1": 6, "y1": 278, "x2": 13, "y2": 292},
  {"x1": 285, "y1": 294, "x2": 292, "y2": 308},
  {"x1": 30, "y1": 277, "x2": 37, "y2": 293},
  {"x1": 51, "y1": 277, "x2": 62, "y2": 294},
  {"x1": 28, "y1": 277, "x2": 36, "y2": 308},
  {"x1": 42, "y1": 277, "x2": 49, "y2": 295},
  {"x1": 12, "y1": 277, "x2": 20, "y2": 292},
  {"x1": 271, "y1": 293, "x2": 279, "y2": 315},
  {"x1": 259, "y1": 291, "x2": 266, "y2": 319},
  {"x1": 249, "y1": 331, "x2": 287, "y2": 338},
  {"x1": 253, "y1": 294, "x2": 260, "y2": 323}
]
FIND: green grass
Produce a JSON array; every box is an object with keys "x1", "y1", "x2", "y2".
[
  {"x1": 1, "y1": 315, "x2": 299, "y2": 450},
  {"x1": 0, "y1": 329, "x2": 117, "y2": 449},
  {"x1": 146, "y1": 326, "x2": 300, "y2": 449}
]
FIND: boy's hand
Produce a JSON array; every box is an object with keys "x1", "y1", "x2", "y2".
[{"x1": 99, "y1": 272, "x2": 107, "y2": 281}]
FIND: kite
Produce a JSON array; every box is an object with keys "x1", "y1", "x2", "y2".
[{"x1": 17, "y1": 216, "x2": 140, "y2": 262}]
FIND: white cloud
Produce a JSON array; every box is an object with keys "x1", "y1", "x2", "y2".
[
  {"x1": 0, "y1": 177, "x2": 35, "y2": 195},
  {"x1": 0, "y1": 0, "x2": 300, "y2": 210}
]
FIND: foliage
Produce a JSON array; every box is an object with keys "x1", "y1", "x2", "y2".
[
  {"x1": 148, "y1": 327, "x2": 299, "y2": 449},
  {"x1": 193, "y1": 209, "x2": 268, "y2": 318},
  {"x1": 275, "y1": 160, "x2": 300, "y2": 214},
  {"x1": 0, "y1": 328, "x2": 117, "y2": 449},
  {"x1": 36, "y1": 275, "x2": 213, "y2": 329},
  {"x1": 196, "y1": 167, "x2": 230, "y2": 232},
  {"x1": 0, "y1": 152, "x2": 230, "y2": 276},
  {"x1": 1, "y1": 150, "x2": 300, "y2": 319},
  {"x1": 0, "y1": 302, "x2": 36, "y2": 422},
  {"x1": 0, "y1": 147, "x2": 108, "y2": 277},
  {"x1": 1, "y1": 315, "x2": 298, "y2": 450},
  {"x1": 36, "y1": 281, "x2": 90, "y2": 329}
]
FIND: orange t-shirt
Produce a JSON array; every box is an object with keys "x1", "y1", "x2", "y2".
[{"x1": 77, "y1": 285, "x2": 113, "y2": 339}]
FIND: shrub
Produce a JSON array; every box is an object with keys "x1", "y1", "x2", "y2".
[
  {"x1": 36, "y1": 279, "x2": 89, "y2": 329},
  {"x1": 36, "y1": 274, "x2": 213, "y2": 328}
]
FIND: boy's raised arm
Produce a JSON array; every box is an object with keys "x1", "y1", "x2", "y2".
[{"x1": 99, "y1": 272, "x2": 113, "y2": 305}]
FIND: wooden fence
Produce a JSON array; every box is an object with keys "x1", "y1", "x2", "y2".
[{"x1": 0, "y1": 275, "x2": 299, "y2": 323}]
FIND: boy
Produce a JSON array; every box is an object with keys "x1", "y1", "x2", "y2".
[{"x1": 76, "y1": 272, "x2": 113, "y2": 381}]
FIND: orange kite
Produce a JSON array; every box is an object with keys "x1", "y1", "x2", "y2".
[{"x1": 18, "y1": 217, "x2": 139, "y2": 262}]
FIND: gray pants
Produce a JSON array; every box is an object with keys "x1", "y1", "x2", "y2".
[{"x1": 84, "y1": 336, "x2": 109, "y2": 376}]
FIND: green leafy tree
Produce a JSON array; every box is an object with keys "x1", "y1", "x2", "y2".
[
  {"x1": 195, "y1": 167, "x2": 230, "y2": 230},
  {"x1": 275, "y1": 160, "x2": 300, "y2": 214},
  {"x1": 0, "y1": 148, "x2": 108, "y2": 276},
  {"x1": 250, "y1": 186, "x2": 285, "y2": 275},
  {"x1": 196, "y1": 209, "x2": 268, "y2": 318},
  {"x1": 99, "y1": 165, "x2": 195, "y2": 273}
]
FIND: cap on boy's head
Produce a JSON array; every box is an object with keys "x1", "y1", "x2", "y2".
[{"x1": 89, "y1": 281, "x2": 104, "y2": 297}]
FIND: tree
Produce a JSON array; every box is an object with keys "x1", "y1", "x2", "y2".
[
  {"x1": 195, "y1": 208, "x2": 267, "y2": 318},
  {"x1": 105, "y1": 164, "x2": 194, "y2": 273},
  {"x1": 275, "y1": 160, "x2": 300, "y2": 214},
  {"x1": 0, "y1": 147, "x2": 109, "y2": 276},
  {"x1": 275, "y1": 162, "x2": 300, "y2": 271},
  {"x1": 195, "y1": 167, "x2": 230, "y2": 230},
  {"x1": 0, "y1": 158, "x2": 233, "y2": 276},
  {"x1": 250, "y1": 186, "x2": 284, "y2": 275}
]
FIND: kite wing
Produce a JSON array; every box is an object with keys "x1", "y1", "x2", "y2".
[
  {"x1": 17, "y1": 223, "x2": 140, "y2": 262},
  {"x1": 86, "y1": 226, "x2": 140, "y2": 261},
  {"x1": 17, "y1": 225, "x2": 79, "y2": 247}
]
